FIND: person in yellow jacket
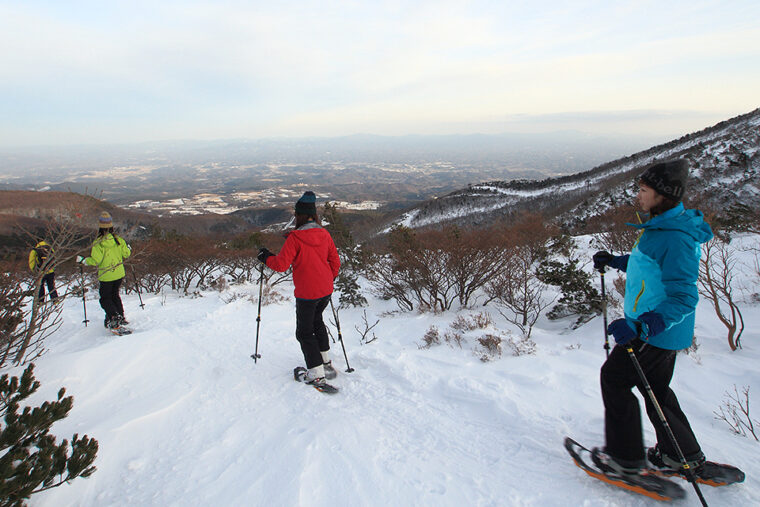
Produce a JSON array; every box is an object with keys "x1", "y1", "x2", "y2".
[
  {"x1": 29, "y1": 240, "x2": 59, "y2": 303},
  {"x1": 77, "y1": 212, "x2": 132, "y2": 329}
]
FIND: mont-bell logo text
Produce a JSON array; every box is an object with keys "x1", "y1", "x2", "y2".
[{"x1": 649, "y1": 175, "x2": 683, "y2": 199}]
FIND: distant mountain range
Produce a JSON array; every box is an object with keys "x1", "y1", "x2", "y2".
[
  {"x1": 2, "y1": 108, "x2": 758, "y2": 247},
  {"x1": 387, "y1": 108, "x2": 760, "y2": 231}
]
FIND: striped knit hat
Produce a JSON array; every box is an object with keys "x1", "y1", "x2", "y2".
[{"x1": 98, "y1": 211, "x2": 113, "y2": 229}]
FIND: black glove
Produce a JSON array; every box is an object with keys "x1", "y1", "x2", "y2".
[
  {"x1": 593, "y1": 251, "x2": 614, "y2": 271},
  {"x1": 257, "y1": 247, "x2": 273, "y2": 263}
]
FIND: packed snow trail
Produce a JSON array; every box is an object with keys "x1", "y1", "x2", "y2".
[{"x1": 22, "y1": 281, "x2": 760, "y2": 506}]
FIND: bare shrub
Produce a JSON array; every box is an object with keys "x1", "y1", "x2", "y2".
[
  {"x1": 419, "y1": 326, "x2": 441, "y2": 349},
  {"x1": 2, "y1": 201, "x2": 95, "y2": 366},
  {"x1": 588, "y1": 204, "x2": 642, "y2": 255},
  {"x1": 612, "y1": 273, "x2": 626, "y2": 300},
  {"x1": 682, "y1": 337, "x2": 702, "y2": 365},
  {"x1": 486, "y1": 244, "x2": 554, "y2": 339},
  {"x1": 0, "y1": 269, "x2": 61, "y2": 368},
  {"x1": 443, "y1": 330, "x2": 464, "y2": 348},
  {"x1": 355, "y1": 310, "x2": 380, "y2": 345},
  {"x1": 210, "y1": 275, "x2": 228, "y2": 292},
  {"x1": 258, "y1": 284, "x2": 287, "y2": 305},
  {"x1": 476, "y1": 334, "x2": 502, "y2": 362},
  {"x1": 506, "y1": 335, "x2": 537, "y2": 356},
  {"x1": 450, "y1": 312, "x2": 493, "y2": 332},
  {"x1": 698, "y1": 237, "x2": 744, "y2": 350},
  {"x1": 220, "y1": 291, "x2": 249, "y2": 304},
  {"x1": 714, "y1": 385, "x2": 758, "y2": 441},
  {"x1": 221, "y1": 251, "x2": 260, "y2": 285},
  {"x1": 365, "y1": 224, "x2": 511, "y2": 312}
]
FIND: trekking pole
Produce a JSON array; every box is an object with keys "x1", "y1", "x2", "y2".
[
  {"x1": 329, "y1": 297, "x2": 355, "y2": 373},
  {"x1": 625, "y1": 337, "x2": 708, "y2": 507},
  {"x1": 130, "y1": 265, "x2": 145, "y2": 309},
  {"x1": 79, "y1": 265, "x2": 90, "y2": 326},
  {"x1": 600, "y1": 268, "x2": 610, "y2": 358},
  {"x1": 251, "y1": 263, "x2": 264, "y2": 363}
]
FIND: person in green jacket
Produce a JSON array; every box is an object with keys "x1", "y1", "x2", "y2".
[
  {"x1": 29, "y1": 239, "x2": 59, "y2": 303},
  {"x1": 77, "y1": 212, "x2": 132, "y2": 329}
]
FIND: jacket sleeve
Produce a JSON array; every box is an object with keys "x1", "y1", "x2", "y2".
[
  {"x1": 86, "y1": 240, "x2": 104, "y2": 267},
  {"x1": 327, "y1": 237, "x2": 340, "y2": 279},
  {"x1": 265, "y1": 234, "x2": 298, "y2": 273},
  {"x1": 609, "y1": 254, "x2": 629, "y2": 272},
  {"x1": 651, "y1": 233, "x2": 699, "y2": 333},
  {"x1": 119, "y1": 236, "x2": 132, "y2": 260}
]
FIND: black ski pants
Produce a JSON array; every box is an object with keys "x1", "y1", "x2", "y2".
[
  {"x1": 601, "y1": 339, "x2": 701, "y2": 464},
  {"x1": 295, "y1": 295, "x2": 331, "y2": 369},
  {"x1": 38, "y1": 272, "x2": 59, "y2": 302},
  {"x1": 99, "y1": 277, "x2": 125, "y2": 324}
]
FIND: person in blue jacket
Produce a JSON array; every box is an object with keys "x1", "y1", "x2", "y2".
[{"x1": 591, "y1": 159, "x2": 713, "y2": 478}]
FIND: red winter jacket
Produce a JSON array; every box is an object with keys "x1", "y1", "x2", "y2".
[{"x1": 265, "y1": 223, "x2": 340, "y2": 299}]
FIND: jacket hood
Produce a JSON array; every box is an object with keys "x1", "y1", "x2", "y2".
[
  {"x1": 289, "y1": 223, "x2": 330, "y2": 247},
  {"x1": 631, "y1": 203, "x2": 713, "y2": 244},
  {"x1": 96, "y1": 233, "x2": 121, "y2": 247}
]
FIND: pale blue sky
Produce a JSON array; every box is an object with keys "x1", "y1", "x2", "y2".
[{"x1": 1, "y1": 0, "x2": 758, "y2": 146}]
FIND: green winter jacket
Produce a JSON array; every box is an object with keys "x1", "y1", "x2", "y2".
[{"x1": 85, "y1": 233, "x2": 131, "y2": 282}]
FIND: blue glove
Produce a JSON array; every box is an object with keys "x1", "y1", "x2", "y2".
[
  {"x1": 607, "y1": 319, "x2": 637, "y2": 345},
  {"x1": 638, "y1": 312, "x2": 665, "y2": 338}
]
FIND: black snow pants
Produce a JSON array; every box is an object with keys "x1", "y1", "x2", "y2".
[
  {"x1": 601, "y1": 339, "x2": 702, "y2": 464},
  {"x1": 99, "y1": 277, "x2": 125, "y2": 324},
  {"x1": 38, "y1": 272, "x2": 59, "y2": 302},
  {"x1": 295, "y1": 295, "x2": 331, "y2": 369}
]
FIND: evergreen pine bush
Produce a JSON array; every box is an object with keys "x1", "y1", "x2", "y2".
[
  {"x1": 0, "y1": 364, "x2": 98, "y2": 505},
  {"x1": 536, "y1": 258, "x2": 602, "y2": 328}
]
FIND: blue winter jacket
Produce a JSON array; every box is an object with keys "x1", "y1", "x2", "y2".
[{"x1": 620, "y1": 202, "x2": 713, "y2": 350}]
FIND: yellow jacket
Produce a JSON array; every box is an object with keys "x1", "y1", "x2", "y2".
[
  {"x1": 29, "y1": 241, "x2": 54, "y2": 274},
  {"x1": 84, "y1": 233, "x2": 132, "y2": 282}
]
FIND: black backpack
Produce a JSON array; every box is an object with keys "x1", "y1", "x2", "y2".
[{"x1": 34, "y1": 244, "x2": 51, "y2": 269}]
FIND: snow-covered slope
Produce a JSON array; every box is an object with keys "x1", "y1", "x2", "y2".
[
  {"x1": 18, "y1": 235, "x2": 760, "y2": 506},
  {"x1": 390, "y1": 108, "x2": 760, "y2": 230}
]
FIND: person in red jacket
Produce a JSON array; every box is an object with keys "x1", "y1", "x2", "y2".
[{"x1": 258, "y1": 191, "x2": 341, "y2": 388}]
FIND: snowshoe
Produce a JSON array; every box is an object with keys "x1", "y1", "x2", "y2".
[
  {"x1": 106, "y1": 316, "x2": 132, "y2": 336},
  {"x1": 293, "y1": 367, "x2": 339, "y2": 395},
  {"x1": 648, "y1": 445, "x2": 745, "y2": 487},
  {"x1": 565, "y1": 437, "x2": 685, "y2": 501}
]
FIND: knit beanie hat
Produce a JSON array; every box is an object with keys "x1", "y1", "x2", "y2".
[
  {"x1": 638, "y1": 159, "x2": 689, "y2": 202},
  {"x1": 98, "y1": 211, "x2": 113, "y2": 229},
  {"x1": 295, "y1": 191, "x2": 317, "y2": 215}
]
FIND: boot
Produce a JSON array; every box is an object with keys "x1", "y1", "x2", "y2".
[
  {"x1": 323, "y1": 360, "x2": 337, "y2": 380},
  {"x1": 591, "y1": 448, "x2": 646, "y2": 477},
  {"x1": 648, "y1": 444, "x2": 705, "y2": 473},
  {"x1": 106, "y1": 316, "x2": 121, "y2": 329},
  {"x1": 303, "y1": 365, "x2": 327, "y2": 387}
]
